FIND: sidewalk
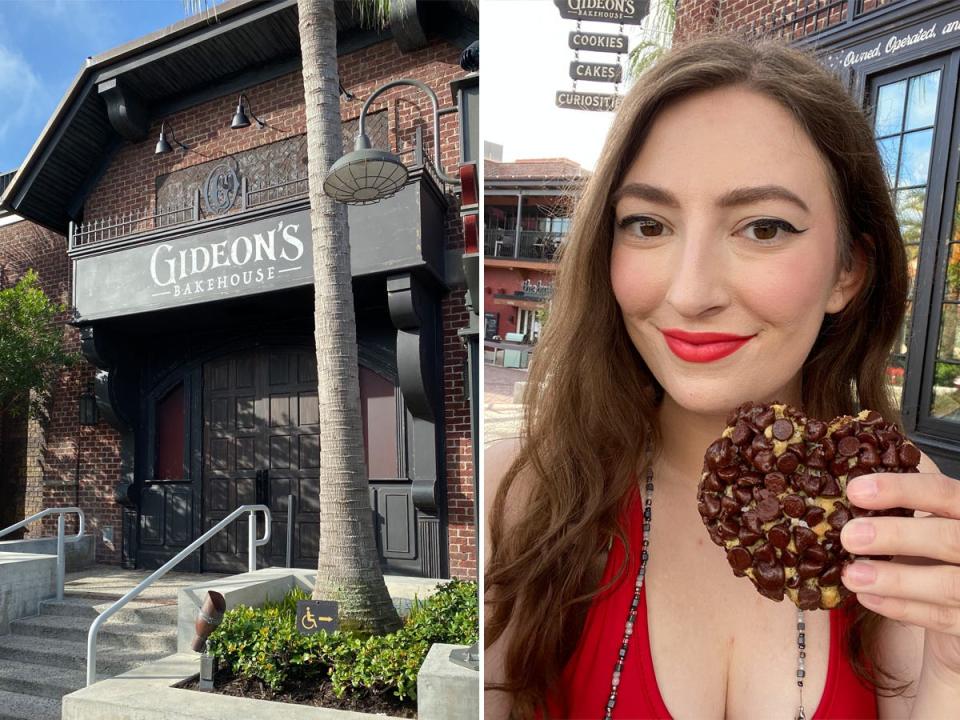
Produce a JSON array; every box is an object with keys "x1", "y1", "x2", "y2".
[{"x1": 483, "y1": 364, "x2": 527, "y2": 446}]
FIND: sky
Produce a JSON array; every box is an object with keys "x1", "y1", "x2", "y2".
[
  {"x1": 482, "y1": 0, "x2": 670, "y2": 171},
  {"x1": 0, "y1": 0, "x2": 191, "y2": 173}
]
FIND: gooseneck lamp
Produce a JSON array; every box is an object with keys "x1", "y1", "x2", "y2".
[{"x1": 323, "y1": 78, "x2": 460, "y2": 205}]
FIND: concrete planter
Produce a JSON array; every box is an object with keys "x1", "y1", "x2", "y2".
[{"x1": 63, "y1": 569, "x2": 479, "y2": 719}]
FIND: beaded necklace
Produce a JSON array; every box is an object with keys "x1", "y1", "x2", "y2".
[{"x1": 603, "y1": 458, "x2": 808, "y2": 720}]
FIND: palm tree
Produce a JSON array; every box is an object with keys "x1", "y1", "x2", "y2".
[
  {"x1": 184, "y1": 0, "x2": 400, "y2": 634},
  {"x1": 626, "y1": 0, "x2": 676, "y2": 81},
  {"x1": 298, "y1": 0, "x2": 400, "y2": 634}
]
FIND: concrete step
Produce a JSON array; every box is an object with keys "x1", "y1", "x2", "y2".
[
  {"x1": 0, "y1": 658, "x2": 86, "y2": 700},
  {"x1": 0, "y1": 687, "x2": 60, "y2": 720},
  {"x1": 39, "y1": 596, "x2": 178, "y2": 626},
  {"x1": 11, "y1": 615, "x2": 177, "y2": 653},
  {"x1": 0, "y1": 633, "x2": 173, "y2": 675}
]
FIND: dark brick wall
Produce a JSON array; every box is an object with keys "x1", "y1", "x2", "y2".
[{"x1": 1, "y1": 32, "x2": 476, "y2": 578}]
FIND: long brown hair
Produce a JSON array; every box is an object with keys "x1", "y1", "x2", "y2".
[{"x1": 486, "y1": 30, "x2": 911, "y2": 718}]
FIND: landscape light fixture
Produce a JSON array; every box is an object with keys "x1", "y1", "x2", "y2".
[
  {"x1": 192, "y1": 590, "x2": 226, "y2": 691},
  {"x1": 154, "y1": 122, "x2": 189, "y2": 155},
  {"x1": 231, "y1": 93, "x2": 265, "y2": 130},
  {"x1": 323, "y1": 78, "x2": 460, "y2": 205}
]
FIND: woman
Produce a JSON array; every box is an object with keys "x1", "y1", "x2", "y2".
[{"x1": 485, "y1": 32, "x2": 960, "y2": 719}]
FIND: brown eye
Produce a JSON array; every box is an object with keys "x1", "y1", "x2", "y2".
[
  {"x1": 752, "y1": 222, "x2": 778, "y2": 240},
  {"x1": 618, "y1": 215, "x2": 666, "y2": 238},
  {"x1": 743, "y1": 219, "x2": 804, "y2": 245}
]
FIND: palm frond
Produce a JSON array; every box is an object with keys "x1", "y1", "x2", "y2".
[{"x1": 354, "y1": 0, "x2": 391, "y2": 30}]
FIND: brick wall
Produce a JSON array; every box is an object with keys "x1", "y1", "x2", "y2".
[
  {"x1": 74, "y1": 34, "x2": 475, "y2": 575},
  {"x1": 0, "y1": 218, "x2": 122, "y2": 561}
]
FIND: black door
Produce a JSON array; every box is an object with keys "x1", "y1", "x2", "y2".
[{"x1": 202, "y1": 347, "x2": 321, "y2": 572}]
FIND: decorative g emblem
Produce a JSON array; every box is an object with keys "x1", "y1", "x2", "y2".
[{"x1": 204, "y1": 163, "x2": 240, "y2": 214}]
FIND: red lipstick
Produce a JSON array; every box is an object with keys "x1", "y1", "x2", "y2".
[{"x1": 660, "y1": 328, "x2": 755, "y2": 363}]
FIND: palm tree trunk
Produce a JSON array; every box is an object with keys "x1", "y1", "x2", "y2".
[{"x1": 298, "y1": 0, "x2": 401, "y2": 635}]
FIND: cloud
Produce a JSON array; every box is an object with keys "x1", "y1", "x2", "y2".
[{"x1": 0, "y1": 43, "x2": 48, "y2": 166}]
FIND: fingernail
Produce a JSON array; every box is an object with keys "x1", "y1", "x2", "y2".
[
  {"x1": 845, "y1": 520, "x2": 875, "y2": 548},
  {"x1": 847, "y1": 477, "x2": 878, "y2": 500},
  {"x1": 843, "y1": 561, "x2": 876, "y2": 586}
]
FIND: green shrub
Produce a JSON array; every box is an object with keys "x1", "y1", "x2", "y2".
[{"x1": 206, "y1": 579, "x2": 478, "y2": 701}]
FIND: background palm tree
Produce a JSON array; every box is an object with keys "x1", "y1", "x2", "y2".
[{"x1": 626, "y1": 0, "x2": 676, "y2": 80}]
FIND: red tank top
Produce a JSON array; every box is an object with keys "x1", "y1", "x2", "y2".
[{"x1": 545, "y1": 488, "x2": 878, "y2": 719}]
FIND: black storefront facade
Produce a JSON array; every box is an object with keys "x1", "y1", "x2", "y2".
[
  {"x1": 0, "y1": 0, "x2": 477, "y2": 577},
  {"x1": 773, "y1": 0, "x2": 960, "y2": 477}
]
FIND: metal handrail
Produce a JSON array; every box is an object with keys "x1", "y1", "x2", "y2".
[
  {"x1": 0, "y1": 507, "x2": 85, "y2": 601},
  {"x1": 85, "y1": 503, "x2": 271, "y2": 686}
]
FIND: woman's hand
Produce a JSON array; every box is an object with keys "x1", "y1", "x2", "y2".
[{"x1": 839, "y1": 470, "x2": 960, "y2": 683}]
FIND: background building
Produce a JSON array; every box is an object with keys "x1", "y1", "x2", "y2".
[
  {"x1": 0, "y1": 0, "x2": 477, "y2": 579},
  {"x1": 483, "y1": 156, "x2": 587, "y2": 346},
  {"x1": 675, "y1": 0, "x2": 960, "y2": 477}
]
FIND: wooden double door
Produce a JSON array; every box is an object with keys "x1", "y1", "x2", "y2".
[{"x1": 202, "y1": 348, "x2": 321, "y2": 572}]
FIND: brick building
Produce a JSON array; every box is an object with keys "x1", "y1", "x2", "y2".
[
  {"x1": 0, "y1": 0, "x2": 477, "y2": 579},
  {"x1": 674, "y1": 0, "x2": 960, "y2": 478},
  {"x1": 483, "y1": 157, "x2": 587, "y2": 344}
]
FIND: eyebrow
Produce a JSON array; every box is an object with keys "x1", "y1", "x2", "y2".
[{"x1": 611, "y1": 182, "x2": 810, "y2": 214}]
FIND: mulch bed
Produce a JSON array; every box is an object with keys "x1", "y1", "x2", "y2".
[{"x1": 177, "y1": 667, "x2": 417, "y2": 717}]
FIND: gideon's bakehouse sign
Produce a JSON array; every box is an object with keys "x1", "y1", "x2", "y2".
[
  {"x1": 74, "y1": 209, "x2": 314, "y2": 320},
  {"x1": 553, "y1": 0, "x2": 647, "y2": 25},
  {"x1": 824, "y1": 8, "x2": 960, "y2": 71}
]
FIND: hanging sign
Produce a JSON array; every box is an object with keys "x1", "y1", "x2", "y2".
[
  {"x1": 556, "y1": 90, "x2": 622, "y2": 112},
  {"x1": 570, "y1": 61, "x2": 622, "y2": 83},
  {"x1": 554, "y1": 0, "x2": 648, "y2": 25},
  {"x1": 569, "y1": 30, "x2": 629, "y2": 53}
]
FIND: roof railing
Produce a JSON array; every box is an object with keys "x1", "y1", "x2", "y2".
[
  {"x1": 85, "y1": 503, "x2": 271, "y2": 687},
  {"x1": 0, "y1": 507, "x2": 85, "y2": 602}
]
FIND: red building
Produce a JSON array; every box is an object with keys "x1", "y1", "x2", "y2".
[
  {"x1": 0, "y1": 0, "x2": 477, "y2": 579},
  {"x1": 483, "y1": 157, "x2": 588, "y2": 344}
]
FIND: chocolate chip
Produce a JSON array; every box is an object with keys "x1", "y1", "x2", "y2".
[
  {"x1": 764, "y1": 472, "x2": 787, "y2": 493},
  {"x1": 707, "y1": 524, "x2": 725, "y2": 546},
  {"x1": 721, "y1": 495, "x2": 740, "y2": 515},
  {"x1": 772, "y1": 418, "x2": 795, "y2": 441},
  {"x1": 899, "y1": 443, "x2": 921, "y2": 468},
  {"x1": 831, "y1": 423, "x2": 855, "y2": 441},
  {"x1": 739, "y1": 525, "x2": 762, "y2": 546},
  {"x1": 727, "y1": 547, "x2": 752, "y2": 574},
  {"x1": 742, "y1": 511, "x2": 763, "y2": 535},
  {"x1": 702, "y1": 472, "x2": 722, "y2": 492},
  {"x1": 699, "y1": 495, "x2": 721, "y2": 520},
  {"x1": 786, "y1": 573, "x2": 801, "y2": 589},
  {"x1": 838, "y1": 436, "x2": 860, "y2": 457},
  {"x1": 856, "y1": 432, "x2": 879, "y2": 447},
  {"x1": 737, "y1": 472, "x2": 763, "y2": 487},
  {"x1": 794, "y1": 526, "x2": 818, "y2": 554},
  {"x1": 802, "y1": 544, "x2": 827, "y2": 565},
  {"x1": 847, "y1": 466, "x2": 868, "y2": 480},
  {"x1": 829, "y1": 458, "x2": 851, "y2": 477},
  {"x1": 797, "y1": 559, "x2": 822, "y2": 579},
  {"x1": 806, "y1": 448, "x2": 827, "y2": 470},
  {"x1": 756, "y1": 407, "x2": 776, "y2": 429},
  {"x1": 819, "y1": 564, "x2": 841, "y2": 587},
  {"x1": 754, "y1": 561, "x2": 785, "y2": 592},
  {"x1": 798, "y1": 472, "x2": 822, "y2": 497},
  {"x1": 734, "y1": 486, "x2": 753, "y2": 506},
  {"x1": 717, "y1": 465, "x2": 741, "y2": 482},
  {"x1": 821, "y1": 438, "x2": 836, "y2": 461},
  {"x1": 719, "y1": 518, "x2": 740, "y2": 540},
  {"x1": 753, "y1": 542, "x2": 777, "y2": 565},
  {"x1": 804, "y1": 420, "x2": 827, "y2": 441},
  {"x1": 753, "y1": 450, "x2": 776, "y2": 474},
  {"x1": 881, "y1": 444, "x2": 899, "y2": 467},
  {"x1": 757, "y1": 496, "x2": 781, "y2": 522},
  {"x1": 827, "y1": 504, "x2": 851, "y2": 529},
  {"x1": 798, "y1": 586, "x2": 821, "y2": 610},
  {"x1": 782, "y1": 495, "x2": 806, "y2": 518},
  {"x1": 776, "y1": 452, "x2": 800, "y2": 474},
  {"x1": 768, "y1": 523, "x2": 791, "y2": 549},
  {"x1": 751, "y1": 433, "x2": 773, "y2": 452},
  {"x1": 732, "y1": 421, "x2": 753, "y2": 446},
  {"x1": 861, "y1": 410, "x2": 883, "y2": 426},
  {"x1": 781, "y1": 549, "x2": 798, "y2": 567},
  {"x1": 821, "y1": 475, "x2": 841, "y2": 497},
  {"x1": 803, "y1": 506, "x2": 825, "y2": 526}
]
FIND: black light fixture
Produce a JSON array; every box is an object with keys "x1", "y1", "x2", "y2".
[
  {"x1": 323, "y1": 78, "x2": 460, "y2": 205},
  {"x1": 79, "y1": 382, "x2": 98, "y2": 426},
  {"x1": 231, "y1": 93, "x2": 265, "y2": 130},
  {"x1": 155, "y1": 122, "x2": 189, "y2": 155}
]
